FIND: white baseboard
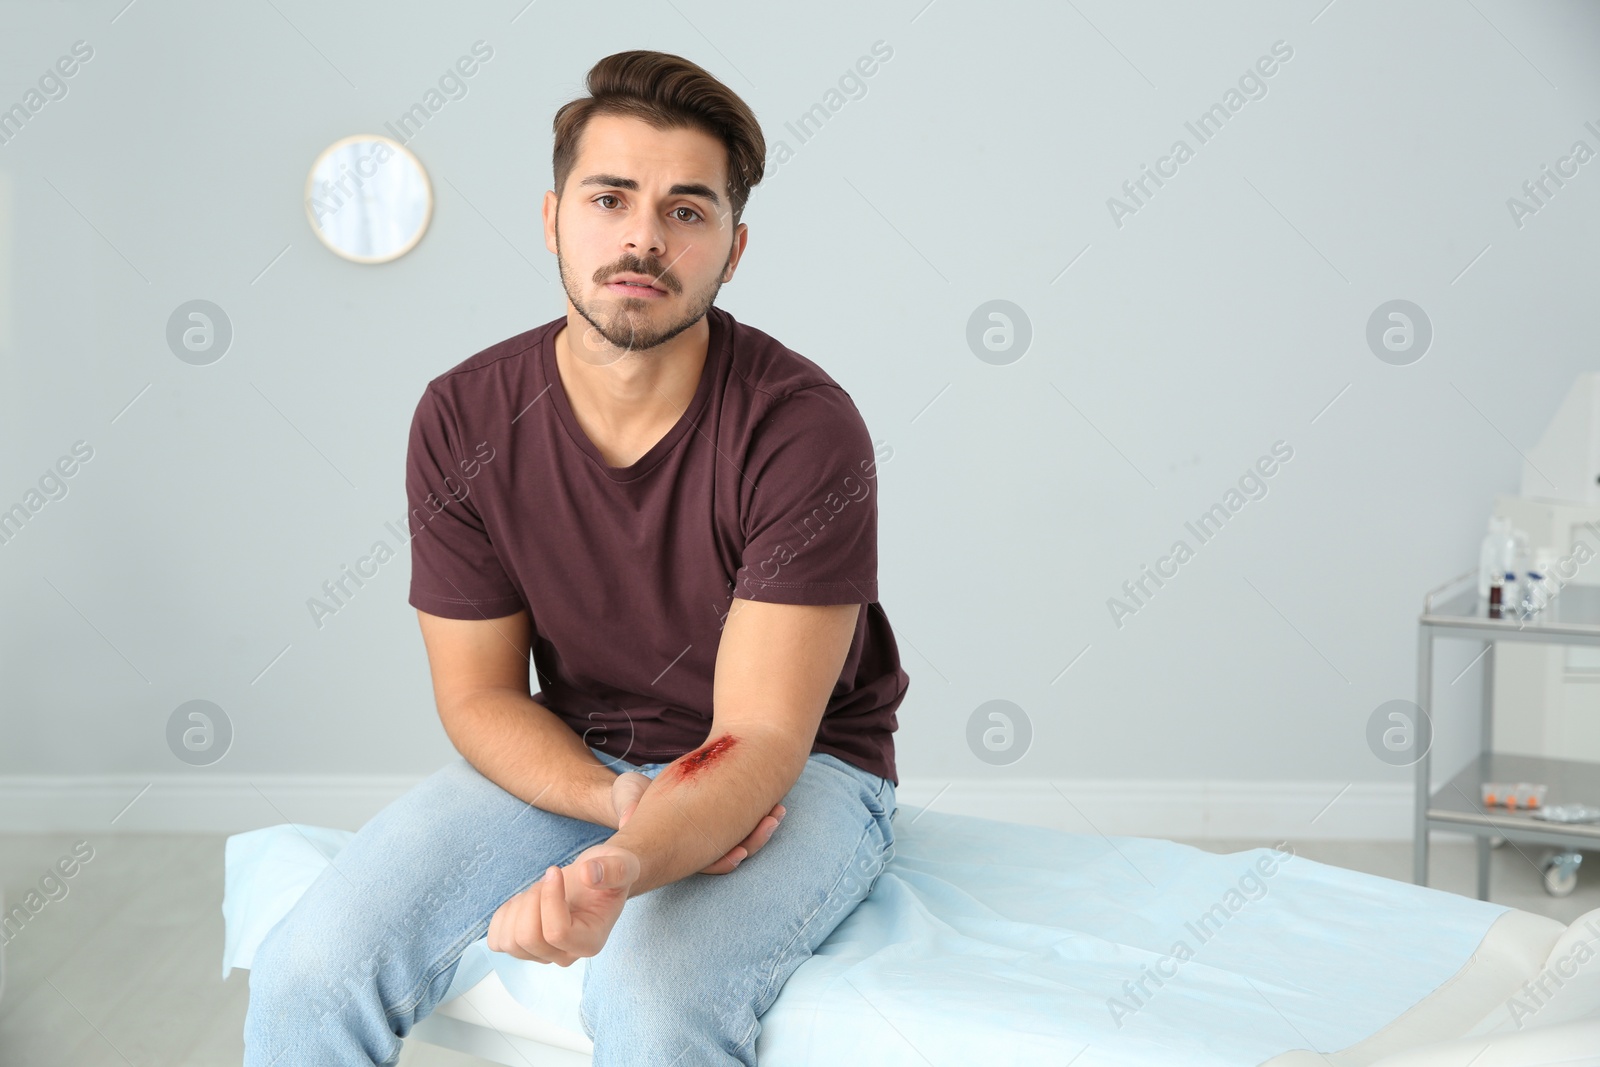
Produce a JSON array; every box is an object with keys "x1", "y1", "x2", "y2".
[
  {"x1": 0, "y1": 775, "x2": 422, "y2": 835},
  {"x1": 0, "y1": 774, "x2": 1429, "y2": 840},
  {"x1": 893, "y1": 779, "x2": 1422, "y2": 841}
]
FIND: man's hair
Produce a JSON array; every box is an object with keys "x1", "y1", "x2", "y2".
[{"x1": 552, "y1": 51, "x2": 766, "y2": 227}]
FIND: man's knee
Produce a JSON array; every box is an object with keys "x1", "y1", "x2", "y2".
[
  {"x1": 581, "y1": 970, "x2": 757, "y2": 1065},
  {"x1": 249, "y1": 909, "x2": 387, "y2": 1028},
  {"x1": 580, "y1": 911, "x2": 767, "y2": 1051},
  {"x1": 243, "y1": 907, "x2": 422, "y2": 1067}
]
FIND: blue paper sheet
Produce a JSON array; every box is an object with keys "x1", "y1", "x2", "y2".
[{"x1": 224, "y1": 807, "x2": 1509, "y2": 1065}]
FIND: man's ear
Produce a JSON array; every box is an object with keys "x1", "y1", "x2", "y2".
[{"x1": 542, "y1": 189, "x2": 561, "y2": 255}]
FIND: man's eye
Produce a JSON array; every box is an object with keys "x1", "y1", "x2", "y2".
[
  {"x1": 596, "y1": 195, "x2": 620, "y2": 209},
  {"x1": 673, "y1": 207, "x2": 702, "y2": 223}
]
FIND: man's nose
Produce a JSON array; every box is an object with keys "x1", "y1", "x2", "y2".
[{"x1": 620, "y1": 214, "x2": 667, "y2": 259}]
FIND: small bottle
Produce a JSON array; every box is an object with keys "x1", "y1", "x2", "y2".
[
  {"x1": 1544, "y1": 550, "x2": 1566, "y2": 606},
  {"x1": 1489, "y1": 571, "x2": 1505, "y2": 618},
  {"x1": 1522, "y1": 549, "x2": 1554, "y2": 617},
  {"x1": 1479, "y1": 516, "x2": 1513, "y2": 602}
]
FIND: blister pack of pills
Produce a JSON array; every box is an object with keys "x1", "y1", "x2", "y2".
[
  {"x1": 1479, "y1": 781, "x2": 1547, "y2": 810},
  {"x1": 1532, "y1": 803, "x2": 1600, "y2": 823}
]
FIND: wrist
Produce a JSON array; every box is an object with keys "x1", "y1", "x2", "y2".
[
  {"x1": 580, "y1": 759, "x2": 621, "y2": 829},
  {"x1": 600, "y1": 832, "x2": 655, "y2": 895}
]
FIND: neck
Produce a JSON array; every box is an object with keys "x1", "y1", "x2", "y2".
[{"x1": 553, "y1": 313, "x2": 709, "y2": 462}]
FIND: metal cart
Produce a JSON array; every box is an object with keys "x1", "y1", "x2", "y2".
[{"x1": 1414, "y1": 570, "x2": 1600, "y2": 899}]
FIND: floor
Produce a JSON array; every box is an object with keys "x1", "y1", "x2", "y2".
[{"x1": 1, "y1": 832, "x2": 1595, "y2": 1066}]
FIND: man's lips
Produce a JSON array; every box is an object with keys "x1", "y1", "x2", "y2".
[{"x1": 605, "y1": 278, "x2": 668, "y2": 297}]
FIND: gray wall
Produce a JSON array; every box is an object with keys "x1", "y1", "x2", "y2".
[{"x1": 3, "y1": 1, "x2": 1598, "y2": 793}]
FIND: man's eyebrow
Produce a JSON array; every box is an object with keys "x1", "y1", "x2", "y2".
[{"x1": 577, "y1": 173, "x2": 722, "y2": 207}]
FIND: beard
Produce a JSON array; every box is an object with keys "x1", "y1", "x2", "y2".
[{"x1": 555, "y1": 223, "x2": 729, "y2": 361}]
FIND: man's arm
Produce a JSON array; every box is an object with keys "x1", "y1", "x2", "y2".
[
  {"x1": 604, "y1": 597, "x2": 862, "y2": 896},
  {"x1": 415, "y1": 607, "x2": 617, "y2": 828}
]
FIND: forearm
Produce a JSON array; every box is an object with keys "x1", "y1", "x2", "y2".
[
  {"x1": 608, "y1": 728, "x2": 807, "y2": 896},
  {"x1": 438, "y1": 688, "x2": 617, "y2": 828}
]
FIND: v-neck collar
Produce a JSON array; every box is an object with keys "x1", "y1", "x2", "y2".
[{"x1": 541, "y1": 306, "x2": 724, "y2": 483}]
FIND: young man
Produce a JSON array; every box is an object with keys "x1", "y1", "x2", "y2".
[{"x1": 244, "y1": 50, "x2": 909, "y2": 1066}]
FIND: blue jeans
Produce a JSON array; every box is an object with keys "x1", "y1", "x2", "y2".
[{"x1": 243, "y1": 745, "x2": 896, "y2": 1066}]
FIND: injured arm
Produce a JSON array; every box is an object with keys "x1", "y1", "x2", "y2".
[
  {"x1": 485, "y1": 599, "x2": 862, "y2": 964},
  {"x1": 607, "y1": 598, "x2": 863, "y2": 897},
  {"x1": 607, "y1": 726, "x2": 810, "y2": 896}
]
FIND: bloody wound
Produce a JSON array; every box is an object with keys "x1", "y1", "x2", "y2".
[{"x1": 671, "y1": 734, "x2": 738, "y2": 782}]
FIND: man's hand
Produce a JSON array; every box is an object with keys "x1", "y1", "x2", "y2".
[
  {"x1": 486, "y1": 844, "x2": 639, "y2": 965},
  {"x1": 611, "y1": 770, "x2": 784, "y2": 875}
]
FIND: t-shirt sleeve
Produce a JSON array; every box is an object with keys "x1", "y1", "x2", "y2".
[
  {"x1": 734, "y1": 386, "x2": 882, "y2": 606},
  {"x1": 405, "y1": 384, "x2": 526, "y2": 620}
]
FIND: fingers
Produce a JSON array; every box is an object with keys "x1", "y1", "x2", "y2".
[
  {"x1": 540, "y1": 866, "x2": 574, "y2": 965},
  {"x1": 741, "y1": 810, "x2": 785, "y2": 858},
  {"x1": 486, "y1": 871, "x2": 573, "y2": 966},
  {"x1": 698, "y1": 852, "x2": 741, "y2": 876},
  {"x1": 700, "y1": 807, "x2": 787, "y2": 875},
  {"x1": 612, "y1": 772, "x2": 651, "y2": 831}
]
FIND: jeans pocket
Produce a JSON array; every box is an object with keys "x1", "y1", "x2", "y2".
[{"x1": 861, "y1": 782, "x2": 888, "y2": 818}]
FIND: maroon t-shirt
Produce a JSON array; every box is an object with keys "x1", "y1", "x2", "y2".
[{"x1": 405, "y1": 304, "x2": 907, "y2": 784}]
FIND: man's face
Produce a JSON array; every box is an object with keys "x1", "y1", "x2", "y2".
[{"x1": 545, "y1": 113, "x2": 745, "y2": 356}]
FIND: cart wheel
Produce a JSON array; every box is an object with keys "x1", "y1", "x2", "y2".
[
  {"x1": 1542, "y1": 852, "x2": 1581, "y2": 898},
  {"x1": 1489, "y1": 835, "x2": 1506, "y2": 849}
]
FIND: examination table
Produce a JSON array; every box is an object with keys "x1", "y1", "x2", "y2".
[{"x1": 223, "y1": 808, "x2": 1600, "y2": 1065}]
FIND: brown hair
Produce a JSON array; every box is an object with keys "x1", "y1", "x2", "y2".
[{"x1": 552, "y1": 51, "x2": 766, "y2": 227}]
